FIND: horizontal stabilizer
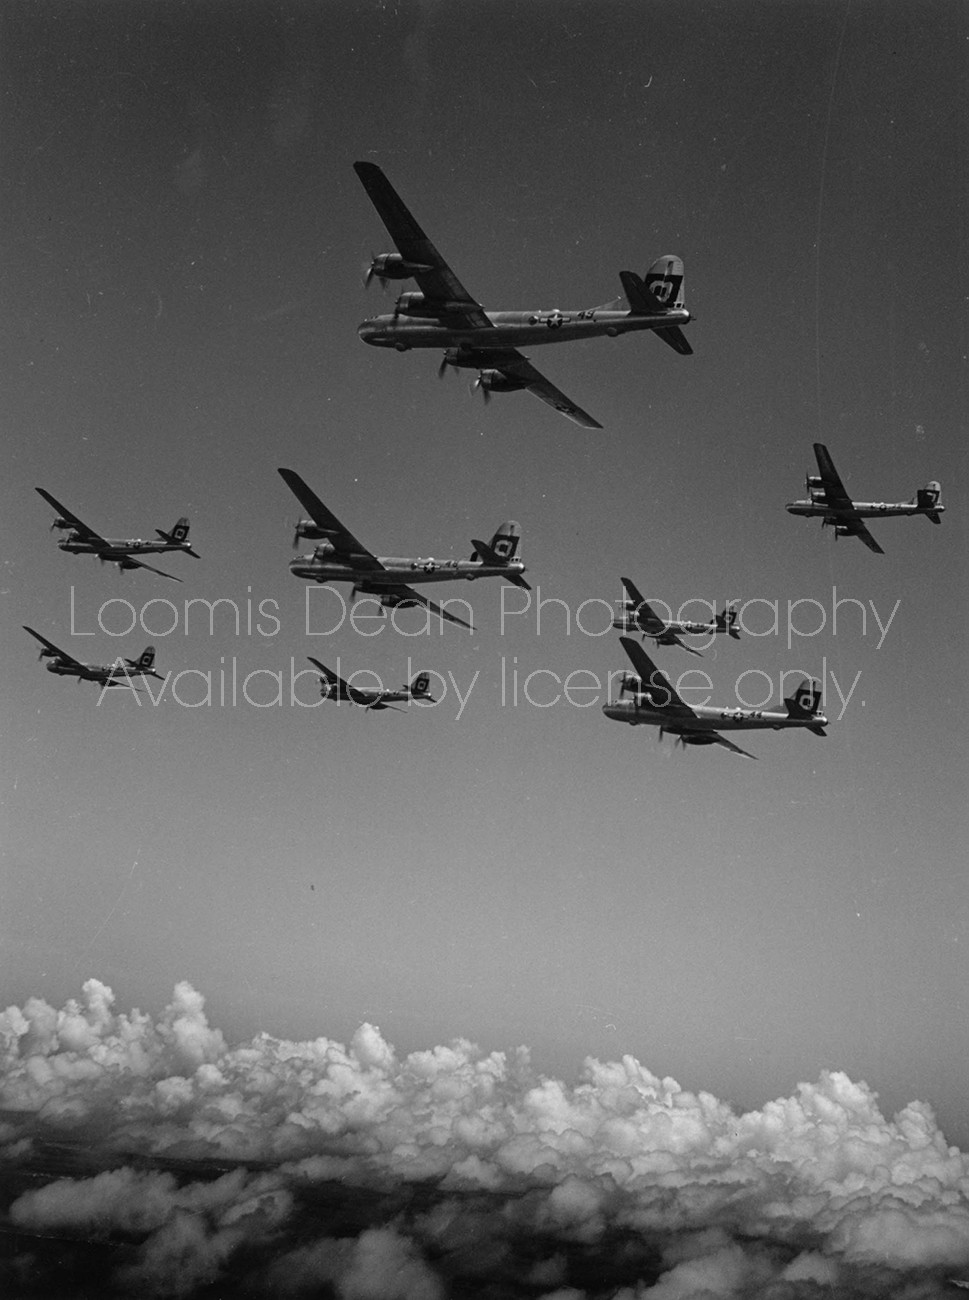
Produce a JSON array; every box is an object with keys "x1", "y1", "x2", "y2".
[
  {"x1": 653, "y1": 325, "x2": 693, "y2": 355},
  {"x1": 785, "y1": 679, "x2": 823, "y2": 721},
  {"x1": 917, "y1": 481, "x2": 943, "y2": 524},
  {"x1": 618, "y1": 270, "x2": 692, "y2": 354},
  {"x1": 619, "y1": 270, "x2": 666, "y2": 314},
  {"x1": 470, "y1": 538, "x2": 531, "y2": 589}
]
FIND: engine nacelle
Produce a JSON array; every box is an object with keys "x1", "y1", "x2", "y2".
[
  {"x1": 394, "y1": 291, "x2": 428, "y2": 315},
  {"x1": 379, "y1": 592, "x2": 419, "y2": 610},
  {"x1": 834, "y1": 523, "x2": 852, "y2": 537},
  {"x1": 805, "y1": 475, "x2": 823, "y2": 492},
  {"x1": 368, "y1": 253, "x2": 430, "y2": 283},
  {"x1": 477, "y1": 369, "x2": 528, "y2": 394},
  {"x1": 620, "y1": 673, "x2": 643, "y2": 694},
  {"x1": 295, "y1": 520, "x2": 330, "y2": 542},
  {"x1": 311, "y1": 540, "x2": 336, "y2": 558}
]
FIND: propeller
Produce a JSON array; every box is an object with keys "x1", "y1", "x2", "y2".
[
  {"x1": 471, "y1": 375, "x2": 491, "y2": 405},
  {"x1": 292, "y1": 519, "x2": 304, "y2": 549},
  {"x1": 363, "y1": 253, "x2": 394, "y2": 292},
  {"x1": 438, "y1": 353, "x2": 455, "y2": 379}
]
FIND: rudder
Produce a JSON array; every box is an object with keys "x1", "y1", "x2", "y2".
[
  {"x1": 481, "y1": 521, "x2": 521, "y2": 562},
  {"x1": 917, "y1": 482, "x2": 943, "y2": 524},
  {"x1": 644, "y1": 256, "x2": 685, "y2": 309}
]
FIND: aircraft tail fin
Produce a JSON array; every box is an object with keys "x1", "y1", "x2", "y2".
[
  {"x1": 471, "y1": 523, "x2": 529, "y2": 589},
  {"x1": 409, "y1": 672, "x2": 435, "y2": 701},
  {"x1": 618, "y1": 259, "x2": 692, "y2": 354},
  {"x1": 127, "y1": 646, "x2": 156, "y2": 671},
  {"x1": 916, "y1": 481, "x2": 943, "y2": 524},
  {"x1": 785, "y1": 679, "x2": 826, "y2": 734},
  {"x1": 715, "y1": 604, "x2": 740, "y2": 639},
  {"x1": 644, "y1": 256, "x2": 686, "y2": 309},
  {"x1": 471, "y1": 521, "x2": 520, "y2": 561},
  {"x1": 157, "y1": 517, "x2": 200, "y2": 557}
]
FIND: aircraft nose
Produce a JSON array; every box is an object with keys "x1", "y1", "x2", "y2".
[{"x1": 357, "y1": 321, "x2": 377, "y2": 345}]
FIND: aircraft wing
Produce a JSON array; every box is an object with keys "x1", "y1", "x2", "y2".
[
  {"x1": 278, "y1": 468, "x2": 381, "y2": 568},
  {"x1": 618, "y1": 636, "x2": 695, "y2": 716},
  {"x1": 23, "y1": 625, "x2": 86, "y2": 671},
  {"x1": 377, "y1": 582, "x2": 474, "y2": 631},
  {"x1": 665, "y1": 632, "x2": 703, "y2": 657},
  {"x1": 307, "y1": 657, "x2": 343, "y2": 689},
  {"x1": 354, "y1": 161, "x2": 491, "y2": 330},
  {"x1": 841, "y1": 520, "x2": 884, "y2": 554},
  {"x1": 812, "y1": 445, "x2": 884, "y2": 553},
  {"x1": 813, "y1": 443, "x2": 855, "y2": 512},
  {"x1": 307, "y1": 656, "x2": 367, "y2": 704},
  {"x1": 36, "y1": 488, "x2": 108, "y2": 546},
  {"x1": 620, "y1": 576, "x2": 665, "y2": 633},
  {"x1": 116, "y1": 555, "x2": 183, "y2": 581},
  {"x1": 476, "y1": 350, "x2": 602, "y2": 430},
  {"x1": 709, "y1": 732, "x2": 757, "y2": 759}
]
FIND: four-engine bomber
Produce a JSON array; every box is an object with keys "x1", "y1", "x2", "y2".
[
  {"x1": 26, "y1": 164, "x2": 949, "y2": 755},
  {"x1": 354, "y1": 160, "x2": 692, "y2": 430},
  {"x1": 786, "y1": 443, "x2": 943, "y2": 554},
  {"x1": 604, "y1": 637, "x2": 828, "y2": 760},
  {"x1": 280, "y1": 466, "x2": 528, "y2": 632}
]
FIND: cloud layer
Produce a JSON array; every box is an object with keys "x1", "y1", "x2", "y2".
[{"x1": 2, "y1": 980, "x2": 968, "y2": 1296}]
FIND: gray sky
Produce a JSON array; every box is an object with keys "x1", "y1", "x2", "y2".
[{"x1": 3, "y1": 0, "x2": 967, "y2": 1169}]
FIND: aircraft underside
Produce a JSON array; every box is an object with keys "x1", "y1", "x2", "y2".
[
  {"x1": 361, "y1": 313, "x2": 682, "y2": 352},
  {"x1": 290, "y1": 565, "x2": 512, "y2": 585}
]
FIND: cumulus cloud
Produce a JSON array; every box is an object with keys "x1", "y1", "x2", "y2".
[{"x1": 2, "y1": 981, "x2": 969, "y2": 1297}]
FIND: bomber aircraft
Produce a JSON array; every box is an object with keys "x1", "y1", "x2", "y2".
[
  {"x1": 307, "y1": 659, "x2": 436, "y2": 711},
  {"x1": 354, "y1": 160, "x2": 692, "y2": 430},
  {"x1": 786, "y1": 443, "x2": 944, "y2": 554},
  {"x1": 24, "y1": 626, "x2": 163, "y2": 691},
  {"x1": 603, "y1": 636, "x2": 827, "y2": 759},
  {"x1": 37, "y1": 488, "x2": 200, "y2": 581},
  {"x1": 279, "y1": 467, "x2": 529, "y2": 632},
  {"x1": 614, "y1": 576, "x2": 739, "y2": 655}
]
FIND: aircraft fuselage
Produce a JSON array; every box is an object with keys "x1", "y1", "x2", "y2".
[
  {"x1": 602, "y1": 699, "x2": 827, "y2": 733},
  {"x1": 612, "y1": 614, "x2": 723, "y2": 637},
  {"x1": 358, "y1": 307, "x2": 692, "y2": 352},
  {"x1": 289, "y1": 554, "x2": 527, "y2": 585},
  {"x1": 786, "y1": 501, "x2": 938, "y2": 520},
  {"x1": 45, "y1": 660, "x2": 132, "y2": 684},
  {"x1": 58, "y1": 537, "x2": 186, "y2": 556},
  {"x1": 321, "y1": 685, "x2": 409, "y2": 707}
]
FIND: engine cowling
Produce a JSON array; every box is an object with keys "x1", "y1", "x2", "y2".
[
  {"x1": 295, "y1": 520, "x2": 329, "y2": 542},
  {"x1": 368, "y1": 253, "x2": 428, "y2": 283},
  {"x1": 394, "y1": 291, "x2": 428, "y2": 315},
  {"x1": 476, "y1": 369, "x2": 528, "y2": 394}
]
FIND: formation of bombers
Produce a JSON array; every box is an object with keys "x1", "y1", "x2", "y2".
[{"x1": 26, "y1": 163, "x2": 946, "y2": 754}]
